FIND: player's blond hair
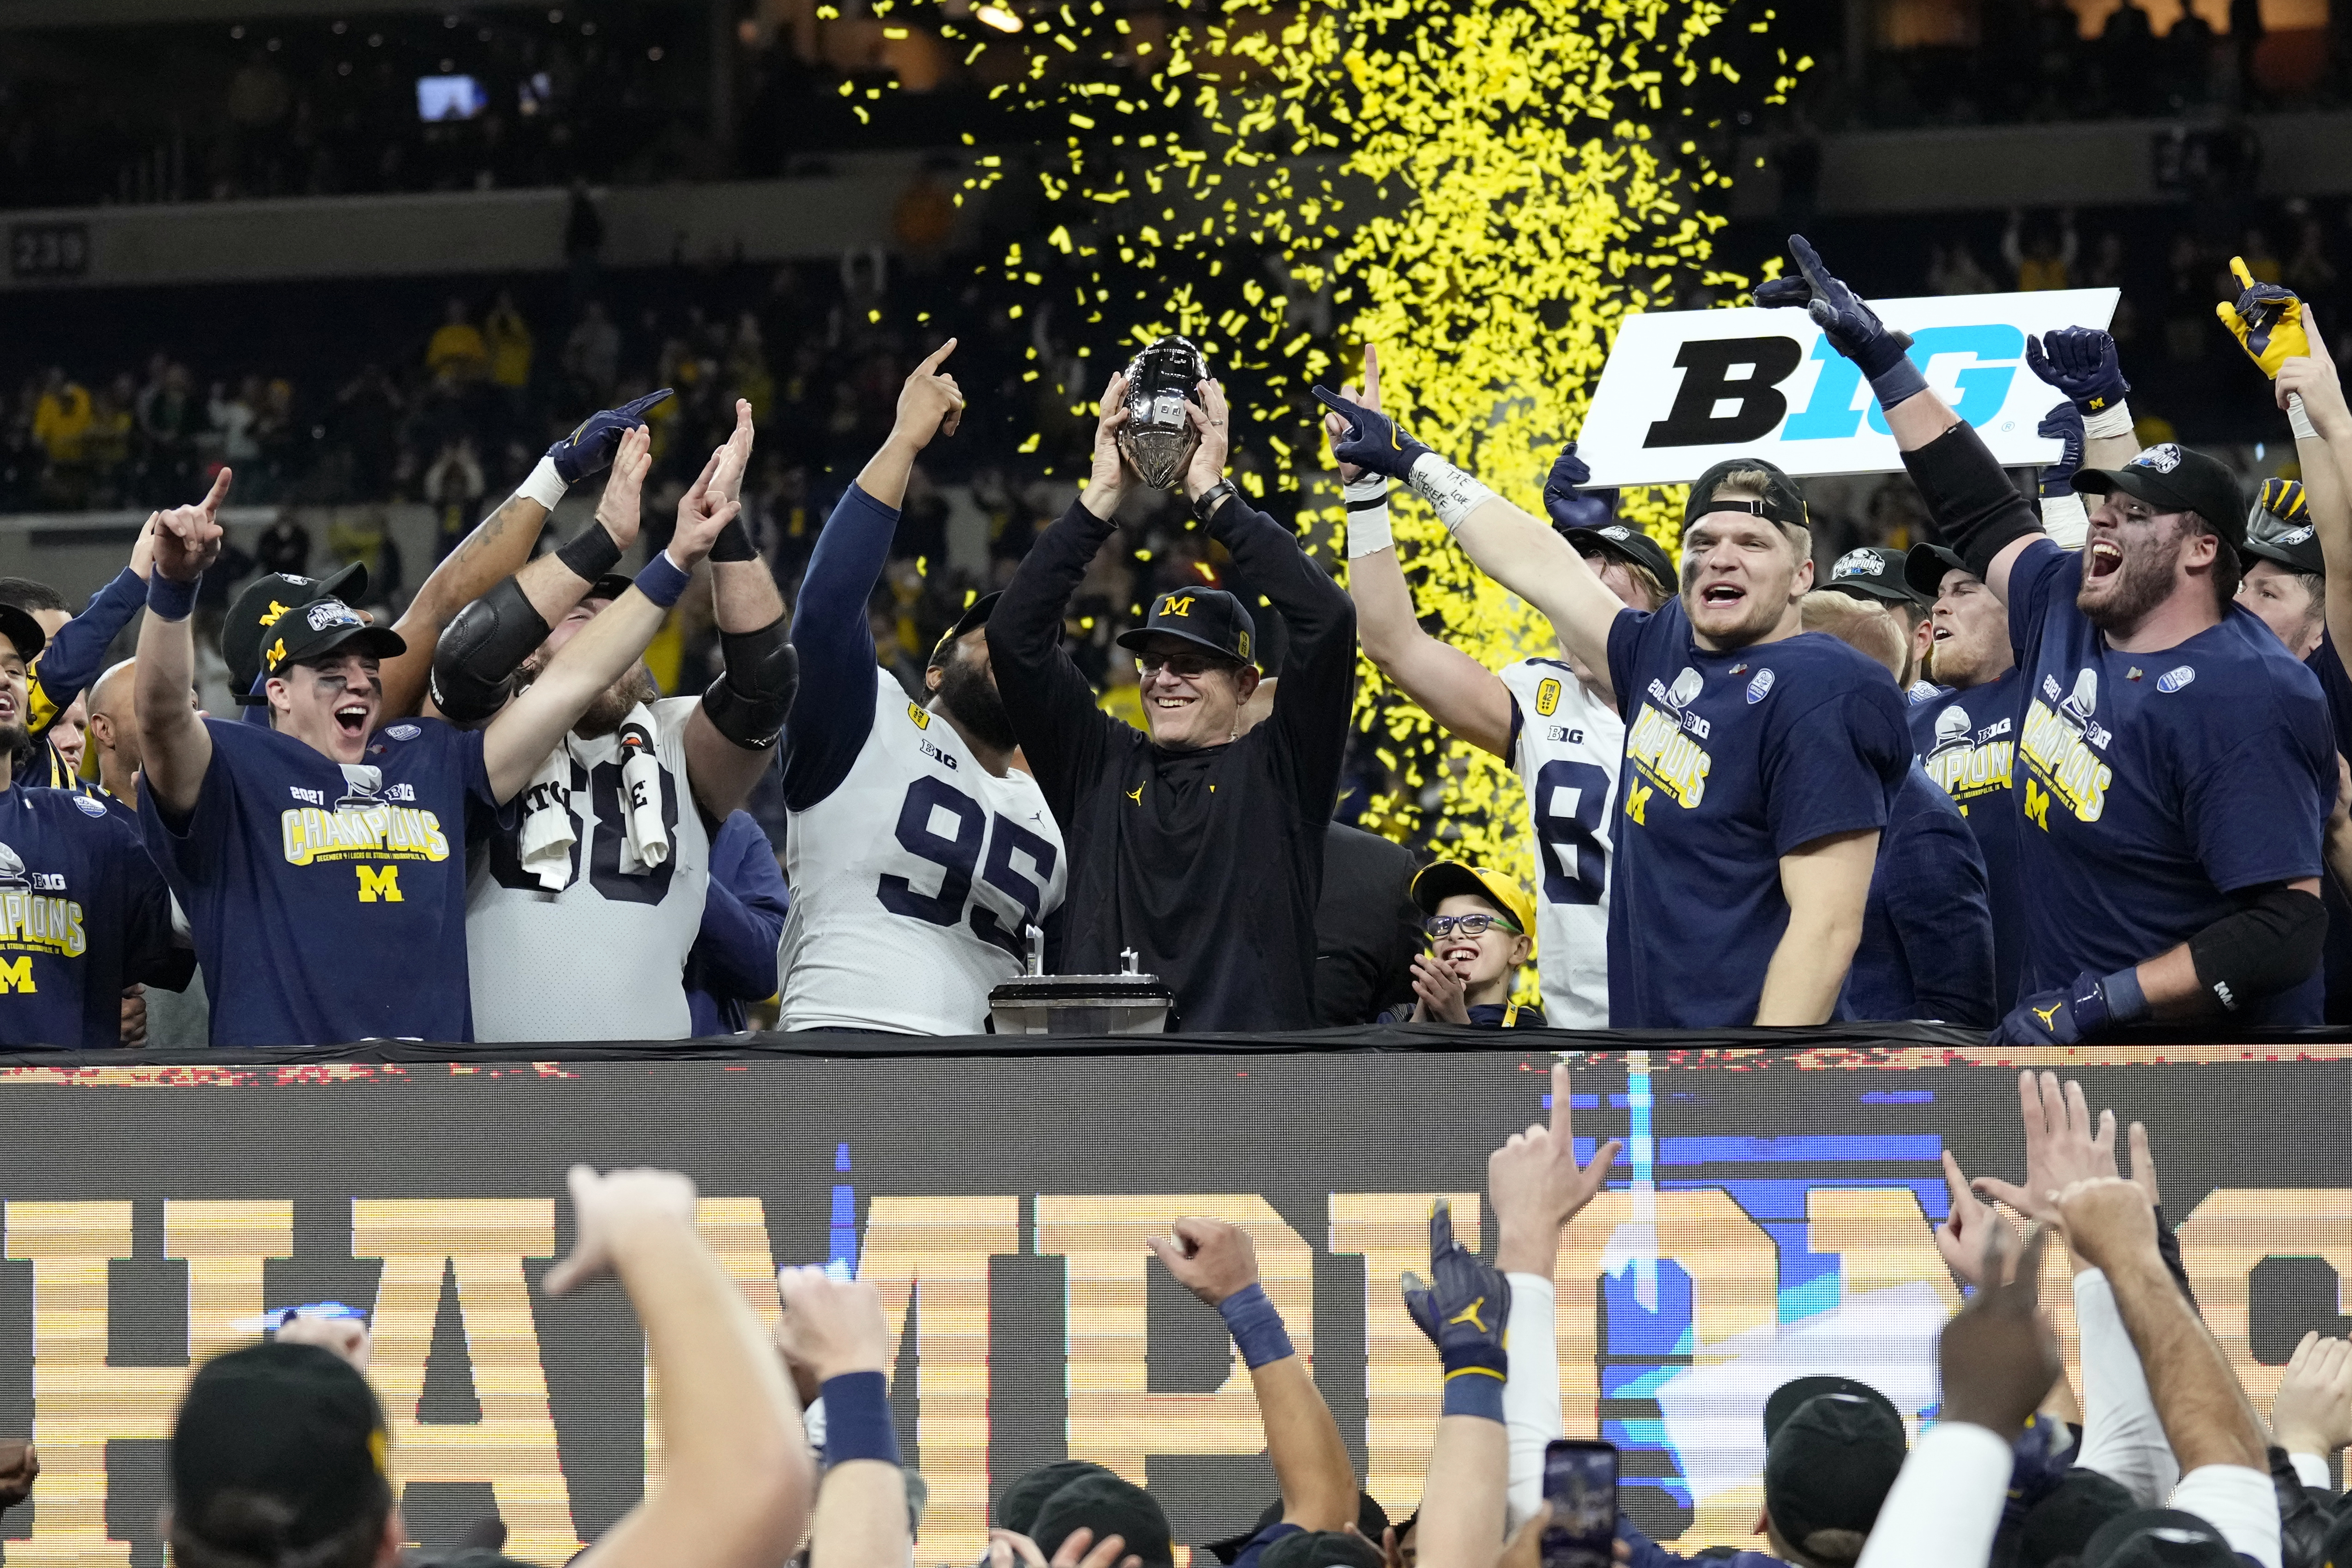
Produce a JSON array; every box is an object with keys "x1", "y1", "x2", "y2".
[
  {"x1": 1707, "y1": 469, "x2": 1812, "y2": 563},
  {"x1": 1800, "y1": 591, "x2": 1906, "y2": 681}
]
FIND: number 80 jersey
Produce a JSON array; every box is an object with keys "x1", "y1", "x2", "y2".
[
  {"x1": 779, "y1": 687, "x2": 1067, "y2": 1034},
  {"x1": 1498, "y1": 658, "x2": 1623, "y2": 1028}
]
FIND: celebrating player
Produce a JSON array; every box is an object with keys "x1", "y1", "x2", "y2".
[
  {"x1": 1333, "y1": 345, "x2": 1655, "y2": 1026},
  {"x1": 452, "y1": 404, "x2": 796, "y2": 1042},
  {"x1": 1313, "y1": 390, "x2": 1910, "y2": 1028},
  {"x1": 777, "y1": 341, "x2": 1065, "y2": 1035},
  {"x1": 131, "y1": 446, "x2": 751, "y2": 1048},
  {"x1": 1763, "y1": 235, "x2": 2334, "y2": 1039},
  {"x1": 0, "y1": 518, "x2": 158, "y2": 790},
  {"x1": 989, "y1": 361, "x2": 1356, "y2": 1032}
]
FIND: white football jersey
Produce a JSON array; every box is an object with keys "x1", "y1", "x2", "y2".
[
  {"x1": 1497, "y1": 658, "x2": 1622, "y2": 1027},
  {"x1": 781, "y1": 688, "x2": 1066, "y2": 1034},
  {"x1": 466, "y1": 696, "x2": 712, "y2": 1042}
]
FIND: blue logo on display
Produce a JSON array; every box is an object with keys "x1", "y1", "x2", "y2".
[
  {"x1": 1781, "y1": 324, "x2": 2025, "y2": 441},
  {"x1": 1746, "y1": 669, "x2": 1775, "y2": 704}
]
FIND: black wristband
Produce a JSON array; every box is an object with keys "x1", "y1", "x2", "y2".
[
  {"x1": 1194, "y1": 478, "x2": 1238, "y2": 527},
  {"x1": 555, "y1": 521, "x2": 624, "y2": 584},
  {"x1": 710, "y1": 515, "x2": 756, "y2": 562}
]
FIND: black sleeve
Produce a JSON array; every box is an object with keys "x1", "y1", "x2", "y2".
[
  {"x1": 1204, "y1": 493, "x2": 1356, "y2": 823},
  {"x1": 2186, "y1": 882, "x2": 2326, "y2": 1011},
  {"x1": 986, "y1": 498, "x2": 1122, "y2": 823},
  {"x1": 1898, "y1": 419, "x2": 2046, "y2": 581}
]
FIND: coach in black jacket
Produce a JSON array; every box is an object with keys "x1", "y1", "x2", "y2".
[{"x1": 989, "y1": 372, "x2": 1356, "y2": 1031}]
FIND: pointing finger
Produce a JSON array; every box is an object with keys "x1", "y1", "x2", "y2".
[
  {"x1": 200, "y1": 466, "x2": 234, "y2": 517},
  {"x1": 918, "y1": 337, "x2": 960, "y2": 374},
  {"x1": 1550, "y1": 1061, "x2": 1572, "y2": 1138}
]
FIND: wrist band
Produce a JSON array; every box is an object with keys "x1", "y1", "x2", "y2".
[
  {"x1": 517, "y1": 455, "x2": 569, "y2": 512},
  {"x1": 1866, "y1": 355, "x2": 1930, "y2": 413},
  {"x1": 1343, "y1": 477, "x2": 1393, "y2": 559},
  {"x1": 2083, "y1": 399, "x2": 2135, "y2": 441},
  {"x1": 1405, "y1": 453, "x2": 1496, "y2": 534},
  {"x1": 710, "y1": 515, "x2": 757, "y2": 562},
  {"x1": 555, "y1": 519, "x2": 624, "y2": 584},
  {"x1": 1216, "y1": 1283, "x2": 1296, "y2": 1369},
  {"x1": 1194, "y1": 478, "x2": 1239, "y2": 527},
  {"x1": 147, "y1": 573, "x2": 200, "y2": 622},
  {"x1": 635, "y1": 550, "x2": 692, "y2": 609},
  {"x1": 816, "y1": 1371, "x2": 900, "y2": 1467},
  {"x1": 2288, "y1": 394, "x2": 2319, "y2": 442},
  {"x1": 2038, "y1": 492, "x2": 2089, "y2": 550},
  {"x1": 1440, "y1": 1364, "x2": 1507, "y2": 1422},
  {"x1": 2100, "y1": 966, "x2": 2149, "y2": 1025}
]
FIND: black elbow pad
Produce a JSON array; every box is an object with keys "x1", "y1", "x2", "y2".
[
  {"x1": 1897, "y1": 418, "x2": 2044, "y2": 581},
  {"x1": 429, "y1": 576, "x2": 552, "y2": 725},
  {"x1": 702, "y1": 615, "x2": 797, "y2": 750},
  {"x1": 2187, "y1": 884, "x2": 2326, "y2": 1013}
]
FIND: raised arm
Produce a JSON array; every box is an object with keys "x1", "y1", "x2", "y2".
[
  {"x1": 1314, "y1": 381, "x2": 1625, "y2": 677},
  {"x1": 2269, "y1": 317, "x2": 2352, "y2": 655},
  {"x1": 1327, "y1": 349, "x2": 1514, "y2": 757},
  {"x1": 481, "y1": 437, "x2": 735, "y2": 805},
  {"x1": 544, "y1": 1166, "x2": 812, "y2": 1568},
  {"x1": 684, "y1": 401, "x2": 795, "y2": 819},
  {"x1": 1756, "y1": 237, "x2": 2046, "y2": 604},
  {"x1": 1755, "y1": 828, "x2": 1878, "y2": 1025},
  {"x1": 26, "y1": 519, "x2": 153, "y2": 753},
  {"x1": 384, "y1": 388, "x2": 673, "y2": 716},
  {"x1": 133, "y1": 471, "x2": 233, "y2": 819},
  {"x1": 1403, "y1": 1200, "x2": 1511, "y2": 1568},
  {"x1": 775, "y1": 1269, "x2": 910, "y2": 1568},
  {"x1": 1148, "y1": 1217, "x2": 1355, "y2": 1534}
]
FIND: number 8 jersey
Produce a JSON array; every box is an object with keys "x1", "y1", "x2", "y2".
[
  {"x1": 779, "y1": 684, "x2": 1067, "y2": 1033},
  {"x1": 1497, "y1": 657, "x2": 1622, "y2": 1027}
]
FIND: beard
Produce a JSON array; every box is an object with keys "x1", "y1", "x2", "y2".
[
  {"x1": 934, "y1": 651, "x2": 1018, "y2": 754},
  {"x1": 2076, "y1": 530, "x2": 2177, "y2": 635},
  {"x1": 0, "y1": 720, "x2": 27, "y2": 765},
  {"x1": 572, "y1": 663, "x2": 660, "y2": 738}
]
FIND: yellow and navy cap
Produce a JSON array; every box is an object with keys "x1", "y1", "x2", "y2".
[
  {"x1": 1410, "y1": 861, "x2": 1535, "y2": 944},
  {"x1": 1116, "y1": 586, "x2": 1257, "y2": 668}
]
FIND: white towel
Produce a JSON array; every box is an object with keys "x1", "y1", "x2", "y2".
[
  {"x1": 615, "y1": 706, "x2": 669, "y2": 874},
  {"x1": 516, "y1": 749, "x2": 577, "y2": 891}
]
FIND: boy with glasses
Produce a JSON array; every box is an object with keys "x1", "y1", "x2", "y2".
[{"x1": 1379, "y1": 862, "x2": 1545, "y2": 1028}]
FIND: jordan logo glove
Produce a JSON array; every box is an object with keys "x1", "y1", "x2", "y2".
[{"x1": 1400, "y1": 1196, "x2": 1510, "y2": 1385}]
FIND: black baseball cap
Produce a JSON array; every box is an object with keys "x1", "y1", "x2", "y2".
[
  {"x1": 2240, "y1": 477, "x2": 2321, "y2": 576},
  {"x1": 1760, "y1": 1384, "x2": 1907, "y2": 1549},
  {"x1": 170, "y1": 1342, "x2": 392, "y2": 1555},
  {"x1": 1561, "y1": 522, "x2": 1676, "y2": 589},
  {"x1": 2079, "y1": 1508, "x2": 2238, "y2": 1568},
  {"x1": 0, "y1": 603, "x2": 46, "y2": 665},
  {"x1": 1029, "y1": 1473, "x2": 1175, "y2": 1568},
  {"x1": 1260, "y1": 1532, "x2": 1385, "y2": 1568},
  {"x1": 930, "y1": 591, "x2": 1002, "y2": 668},
  {"x1": 2017, "y1": 1468, "x2": 2136, "y2": 1568},
  {"x1": 1903, "y1": 543, "x2": 1971, "y2": 601},
  {"x1": 1207, "y1": 1493, "x2": 1391, "y2": 1566},
  {"x1": 2072, "y1": 444, "x2": 2247, "y2": 557},
  {"x1": 1821, "y1": 545, "x2": 1927, "y2": 606},
  {"x1": 225, "y1": 564, "x2": 369, "y2": 703},
  {"x1": 997, "y1": 1461, "x2": 1115, "y2": 1534},
  {"x1": 1116, "y1": 586, "x2": 1257, "y2": 668},
  {"x1": 258, "y1": 597, "x2": 407, "y2": 684},
  {"x1": 1684, "y1": 457, "x2": 1809, "y2": 535}
]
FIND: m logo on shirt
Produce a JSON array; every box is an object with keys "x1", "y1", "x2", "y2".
[
  {"x1": 356, "y1": 865, "x2": 404, "y2": 902},
  {"x1": 1624, "y1": 703, "x2": 1711, "y2": 810},
  {"x1": 0, "y1": 957, "x2": 31, "y2": 993}
]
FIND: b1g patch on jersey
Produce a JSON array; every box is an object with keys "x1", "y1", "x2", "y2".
[
  {"x1": 384, "y1": 724, "x2": 422, "y2": 741},
  {"x1": 71, "y1": 795, "x2": 106, "y2": 818},
  {"x1": 1535, "y1": 677, "x2": 1561, "y2": 717}
]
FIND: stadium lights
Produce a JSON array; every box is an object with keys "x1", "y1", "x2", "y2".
[{"x1": 976, "y1": 4, "x2": 1023, "y2": 31}]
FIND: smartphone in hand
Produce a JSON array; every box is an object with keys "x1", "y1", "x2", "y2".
[{"x1": 1541, "y1": 1439, "x2": 1619, "y2": 1568}]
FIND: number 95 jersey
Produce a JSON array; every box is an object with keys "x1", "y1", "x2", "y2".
[
  {"x1": 780, "y1": 687, "x2": 1067, "y2": 1034},
  {"x1": 1498, "y1": 658, "x2": 1622, "y2": 1028}
]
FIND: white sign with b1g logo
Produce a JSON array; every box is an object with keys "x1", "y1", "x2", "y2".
[{"x1": 1574, "y1": 288, "x2": 2121, "y2": 488}]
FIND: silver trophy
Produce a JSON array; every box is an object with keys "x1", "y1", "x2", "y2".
[{"x1": 1116, "y1": 335, "x2": 1207, "y2": 492}]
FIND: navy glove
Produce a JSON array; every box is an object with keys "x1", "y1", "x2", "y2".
[
  {"x1": 1400, "y1": 1196, "x2": 1509, "y2": 1385},
  {"x1": 1312, "y1": 385, "x2": 1431, "y2": 483},
  {"x1": 2035, "y1": 402, "x2": 2085, "y2": 499},
  {"x1": 2024, "y1": 327, "x2": 2130, "y2": 417},
  {"x1": 1544, "y1": 442, "x2": 1610, "y2": 531},
  {"x1": 1991, "y1": 970, "x2": 2117, "y2": 1046},
  {"x1": 1752, "y1": 235, "x2": 1915, "y2": 381},
  {"x1": 548, "y1": 387, "x2": 675, "y2": 486}
]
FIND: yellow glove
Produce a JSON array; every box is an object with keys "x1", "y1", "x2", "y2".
[
  {"x1": 2215, "y1": 255, "x2": 2311, "y2": 378},
  {"x1": 2256, "y1": 476, "x2": 2309, "y2": 527}
]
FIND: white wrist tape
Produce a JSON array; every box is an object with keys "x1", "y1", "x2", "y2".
[
  {"x1": 2082, "y1": 399, "x2": 2135, "y2": 440},
  {"x1": 516, "y1": 455, "x2": 569, "y2": 512},
  {"x1": 1343, "y1": 476, "x2": 1393, "y2": 559},
  {"x1": 2287, "y1": 393, "x2": 2318, "y2": 441},
  {"x1": 2041, "y1": 491, "x2": 2090, "y2": 549},
  {"x1": 1405, "y1": 452, "x2": 1496, "y2": 535}
]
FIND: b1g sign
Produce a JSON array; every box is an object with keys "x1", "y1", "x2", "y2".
[
  {"x1": 1576, "y1": 289, "x2": 2122, "y2": 488},
  {"x1": 0, "y1": 1042, "x2": 2344, "y2": 1568}
]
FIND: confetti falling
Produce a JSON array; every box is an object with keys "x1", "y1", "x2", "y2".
[{"x1": 952, "y1": 0, "x2": 1800, "y2": 963}]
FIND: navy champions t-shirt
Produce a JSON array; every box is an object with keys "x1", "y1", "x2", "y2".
[
  {"x1": 1604, "y1": 597, "x2": 1912, "y2": 1028},
  {"x1": 0, "y1": 785, "x2": 190, "y2": 1049},
  {"x1": 2007, "y1": 539, "x2": 2334, "y2": 1020},
  {"x1": 1910, "y1": 665, "x2": 2029, "y2": 1009},
  {"x1": 141, "y1": 716, "x2": 501, "y2": 1046},
  {"x1": 2302, "y1": 628, "x2": 2352, "y2": 1022}
]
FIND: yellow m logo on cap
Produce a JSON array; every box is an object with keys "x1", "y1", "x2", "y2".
[
  {"x1": 266, "y1": 637, "x2": 286, "y2": 670},
  {"x1": 1161, "y1": 595, "x2": 1195, "y2": 617},
  {"x1": 258, "y1": 599, "x2": 293, "y2": 628}
]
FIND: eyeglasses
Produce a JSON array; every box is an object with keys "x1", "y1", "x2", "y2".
[
  {"x1": 1136, "y1": 650, "x2": 1231, "y2": 679},
  {"x1": 1425, "y1": 913, "x2": 1519, "y2": 940}
]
